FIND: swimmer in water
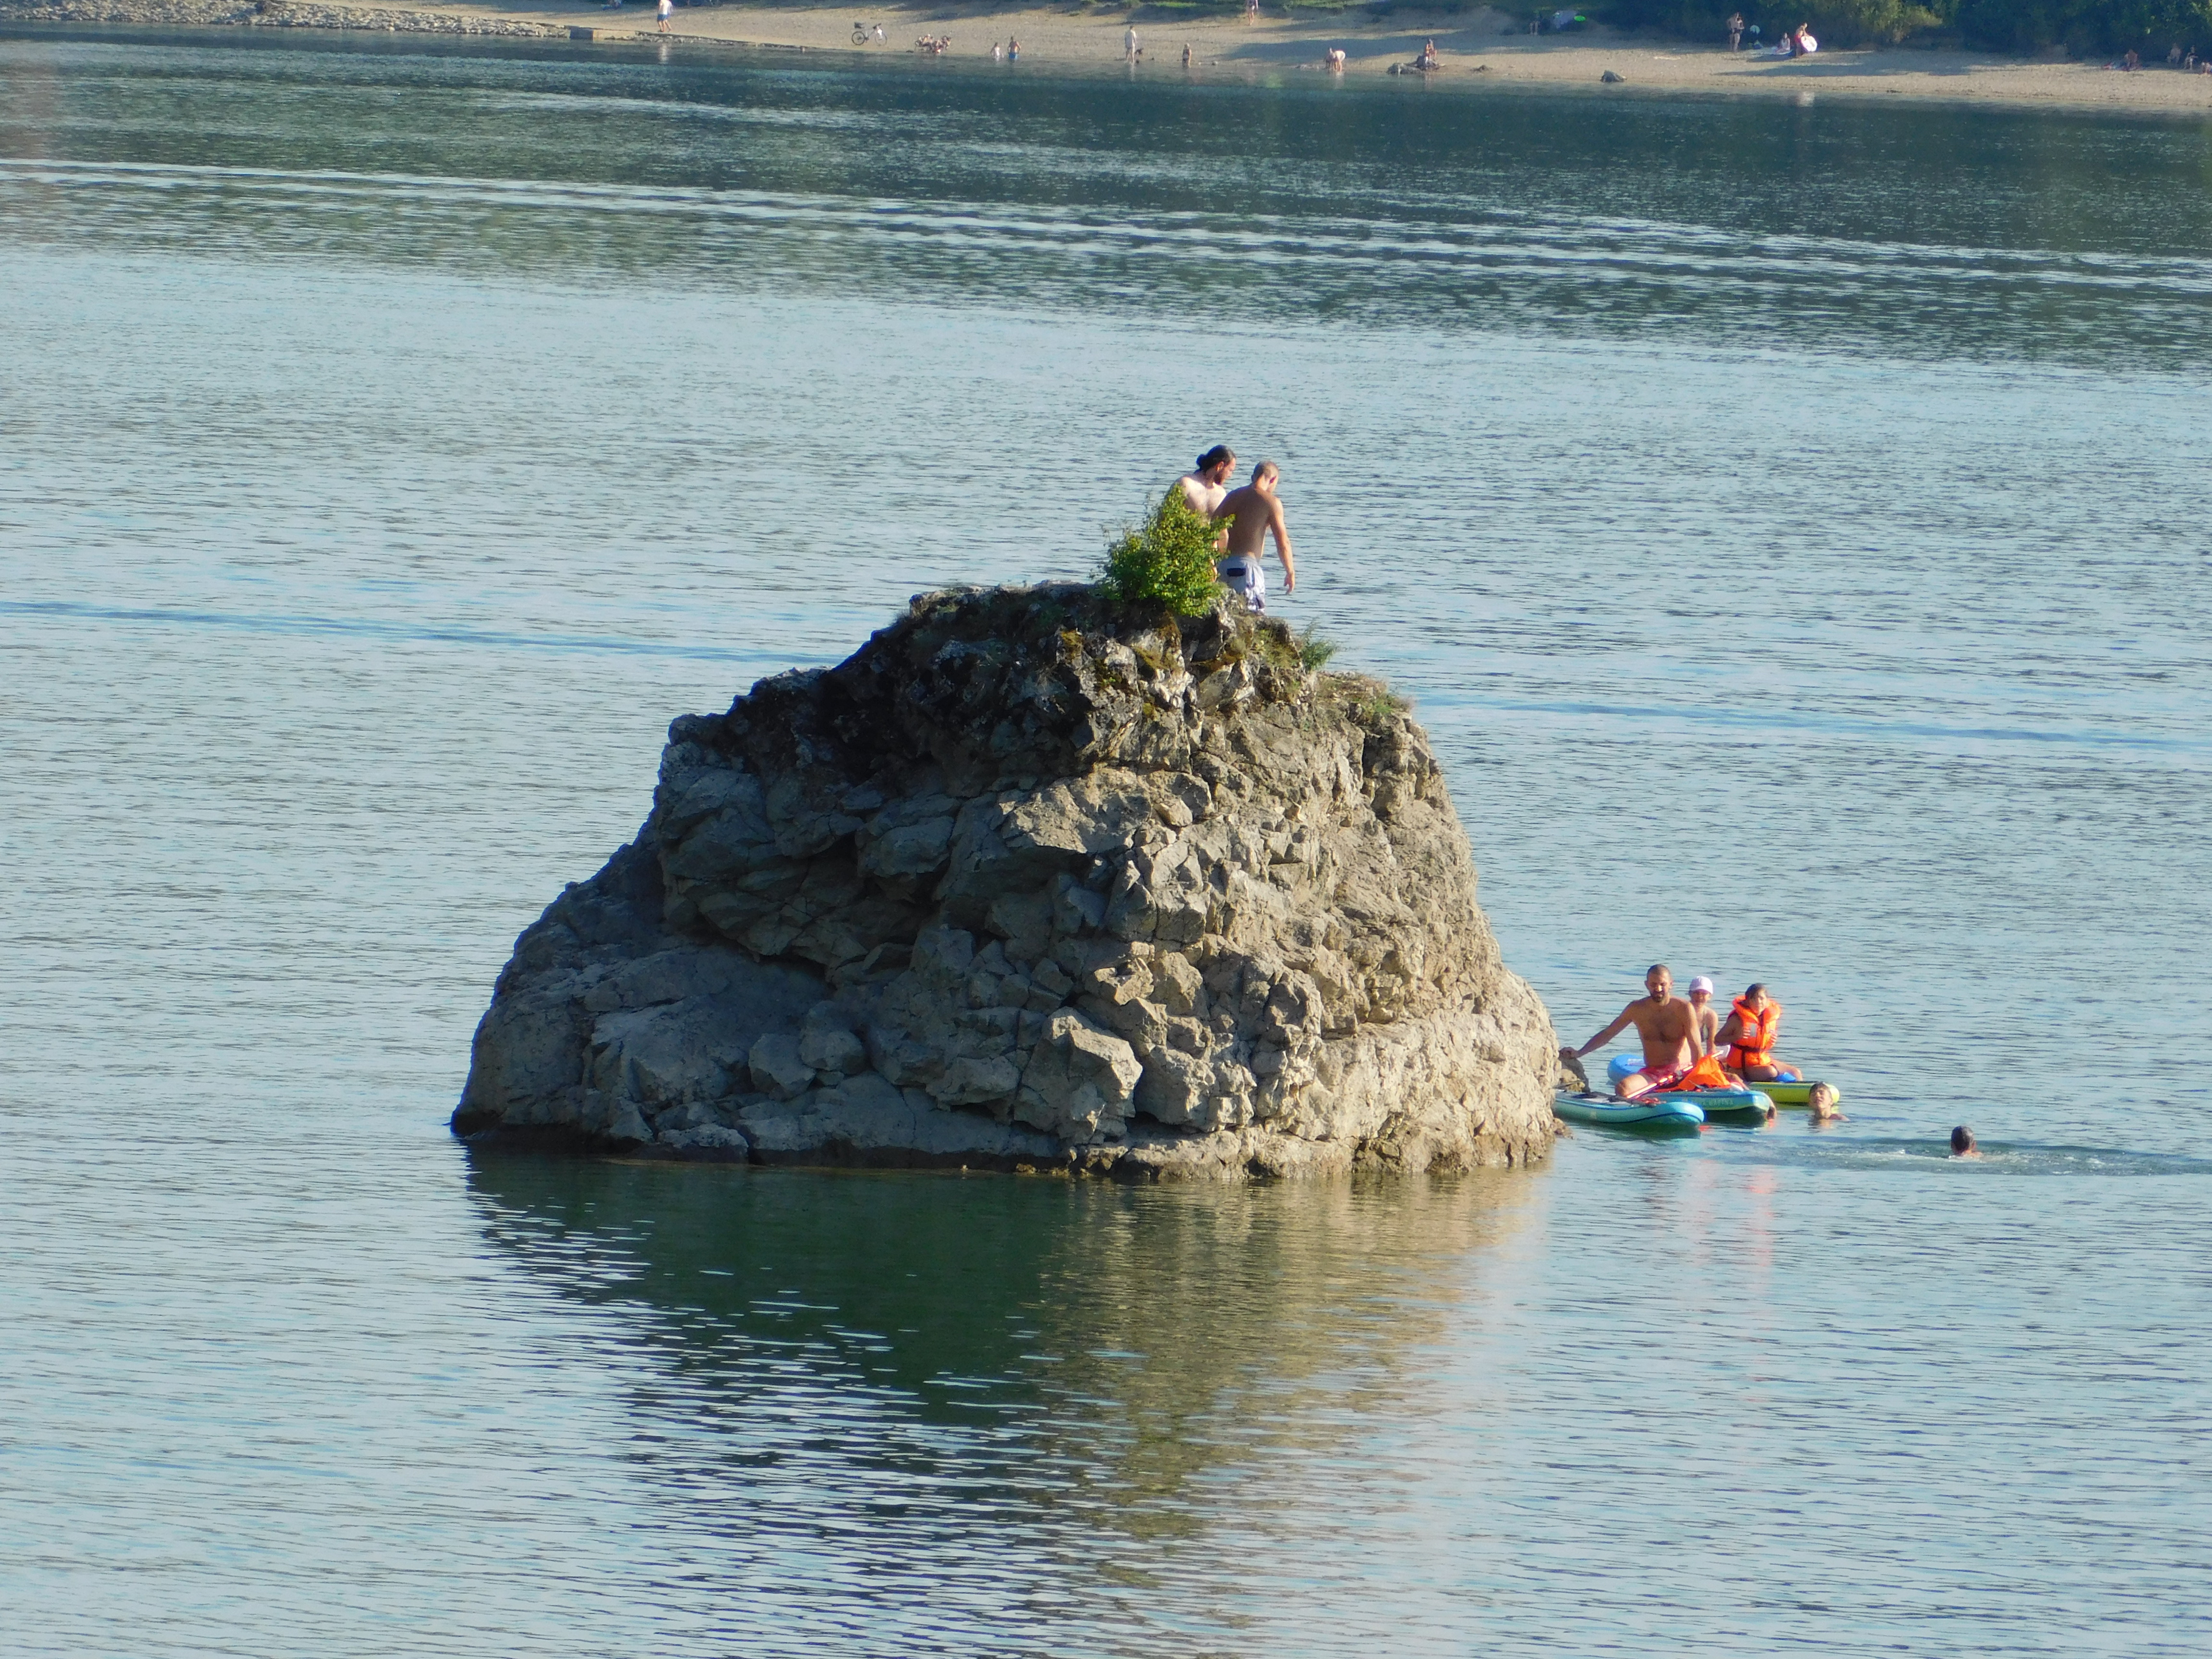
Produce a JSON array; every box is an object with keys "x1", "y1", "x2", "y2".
[
  {"x1": 1950, "y1": 1125, "x2": 1981, "y2": 1158},
  {"x1": 1807, "y1": 1082, "x2": 1844, "y2": 1122}
]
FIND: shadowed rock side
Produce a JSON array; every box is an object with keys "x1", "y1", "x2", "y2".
[{"x1": 453, "y1": 584, "x2": 1558, "y2": 1179}]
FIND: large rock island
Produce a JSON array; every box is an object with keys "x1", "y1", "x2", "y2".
[{"x1": 452, "y1": 585, "x2": 1558, "y2": 1178}]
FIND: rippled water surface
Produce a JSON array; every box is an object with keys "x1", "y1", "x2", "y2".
[{"x1": 3, "y1": 29, "x2": 2210, "y2": 1656}]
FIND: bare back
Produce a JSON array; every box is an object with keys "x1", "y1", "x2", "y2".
[{"x1": 1215, "y1": 483, "x2": 1281, "y2": 559}]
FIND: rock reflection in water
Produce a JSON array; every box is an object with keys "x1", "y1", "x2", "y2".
[{"x1": 465, "y1": 1152, "x2": 1536, "y2": 1554}]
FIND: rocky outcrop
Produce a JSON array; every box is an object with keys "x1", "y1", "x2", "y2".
[{"x1": 452, "y1": 584, "x2": 1558, "y2": 1180}]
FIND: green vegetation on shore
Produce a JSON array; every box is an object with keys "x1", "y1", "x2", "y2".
[{"x1": 1603, "y1": 0, "x2": 2212, "y2": 54}]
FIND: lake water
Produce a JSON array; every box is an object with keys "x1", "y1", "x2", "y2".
[{"x1": 3, "y1": 28, "x2": 2210, "y2": 1656}]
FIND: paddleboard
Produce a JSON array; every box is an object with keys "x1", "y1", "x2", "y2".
[
  {"x1": 1554, "y1": 1090, "x2": 1704, "y2": 1130},
  {"x1": 1676, "y1": 1087, "x2": 1776, "y2": 1120},
  {"x1": 1743, "y1": 1079, "x2": 1836, "y2": 1107},
  {"x1": 1605, "y1": 1054, "x2": 1829, "y2": 1108}
]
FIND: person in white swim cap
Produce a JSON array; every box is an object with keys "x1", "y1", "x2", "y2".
[{"x1": 1684, "y1": 975, "x2": 1720, "y2": 1054}]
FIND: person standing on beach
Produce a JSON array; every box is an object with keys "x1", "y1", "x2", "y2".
[
  {"x1": 1211, "y1": 460, "x2": 1296, "y2": 611},
  {"x1": 656, "y1": 0, "x2": 671, "y2": 33},
  {"x1": 1726, "y1": 11, "x2": 1743, "y2": 50}
]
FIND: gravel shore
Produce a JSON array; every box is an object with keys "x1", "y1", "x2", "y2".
[{"x1": 8, "y1": 0, "x2": 2212, "y2": 114}]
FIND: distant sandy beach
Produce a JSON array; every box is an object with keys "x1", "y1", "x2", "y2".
[{"x1": 10, "y1": 0, "x2": 2212, "y2": 115}]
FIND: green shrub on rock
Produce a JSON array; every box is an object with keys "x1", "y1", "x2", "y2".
[{"x1": 1098, "y1": 489, "x2": 1226, "y2": 616}]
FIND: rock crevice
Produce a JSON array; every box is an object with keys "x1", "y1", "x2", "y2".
[{"x1": 454, "y1": 584, "x2": 1558, "y2": 1179}]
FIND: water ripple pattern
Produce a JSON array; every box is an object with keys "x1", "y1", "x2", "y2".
[{"x1": 2, "y1": 31, "x2": 2210, "y2": 1659}]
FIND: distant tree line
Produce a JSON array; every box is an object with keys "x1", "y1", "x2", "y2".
[{"x1": 1599, "y1": 0, "x2": 2212, "y2": 53}]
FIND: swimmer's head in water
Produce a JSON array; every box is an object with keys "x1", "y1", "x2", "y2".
[
  {"x1": 1807, "y1": 1082, "x2": 1839, "y2": 1116},
  {"x1": 1196, "y1": 445, "x2": 1235, "y2": 477},
  {"x1": 1950, "y1": 1125, "x2": 1977, "y2": 1155}
]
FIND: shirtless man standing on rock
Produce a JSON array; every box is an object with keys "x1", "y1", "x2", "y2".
[
  {"x1": 1178, "y1": 445, "x2": 1237, "y2": 517},
  {"x1": 1560, "y1": 963, "x2": 1711, "y2": 1098},
  {"x1": 1212, "y1": 459, "x2": 1296, "y2": 613}
]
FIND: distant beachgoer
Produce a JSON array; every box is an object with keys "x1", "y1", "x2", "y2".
[
  {"x1": 1685, "y1": 975, "x2": 1721, "y2": 1054},
  {"x1": 1716, "y1": 983, "x2": 1800, "y2": 1083},
  {"x1": 1560, "y1": 964, "x2": 1710, "y2": 1099},
  {"x1": 1950, "y1": 1125, "x2": 1980, "y2": 1158},
  {"x1": 1807, "y1": 1082, "x2": 1844, "y2": 1122},
  {"x1": 1179, "y1": 445, "x2": 1237, "y2": 518},
  {"x1": 1183, "y1": 41, "x2": 1192, "y2": 66},
  {"x1": 2124, "y1": 48, "x2": 2140, "y2": 70},
  {"x1": 2168, "y1": 43, "x2": 2183, "y2": 65},
  {"x1": 873, "y1": 24, "x2": 885, "y2": 41},
  {"x1": 993, "y1": 42, "x2": 1002, "y2": 60},
  {"x1": 1726, "y1": 11, "x2": 1743, "y2": 50},
  {"x1": 1008, "y1": 37, "x2": 1019, "y2": 59},
  {"x1": 1795, "y1": 24, "x2": 1818, "y2": 54},
  {"x1": 1419, "y1": 36, "x2": 1439, "y2": 69},
  {"x1": 1325, "y1": 46, "x2": 1346, "y2": 70},
  {"x1": 1212, "y1": 460, "x2": 1297, "y2": 612},
  {"x1": 1126, "y1": 26, "x2": 1139, "y2": 60},
  {"x1": 1245, "y1": 0, "x2": 1260, "y2": 22},
  {"x1": 656, "y1": 0, "x2": 671, "y2": 33}
]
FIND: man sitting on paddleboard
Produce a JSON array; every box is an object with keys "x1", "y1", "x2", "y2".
[
  {"x1": 1712, "y1": 982, "x2": 1801, "y2": 1083},
  {"x1": 1559, "y1": 964, "x2": 1713, "y2": 1098}
]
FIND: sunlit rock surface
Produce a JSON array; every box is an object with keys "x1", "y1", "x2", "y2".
[{"x1": 453, "y1": 584, "x2": 1558, "y2": 1179}]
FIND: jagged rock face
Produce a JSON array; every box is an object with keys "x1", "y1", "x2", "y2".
[{"x1": 453, "y1": 585, "x2": 1558, "y2": 1179}]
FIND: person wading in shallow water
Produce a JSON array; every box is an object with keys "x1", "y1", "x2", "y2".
[{"x1": 1560, "y1": 964, "x2": 1710, "y2": 1098}]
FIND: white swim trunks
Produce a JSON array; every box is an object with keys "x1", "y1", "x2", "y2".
[{"x1": 1216, "y1": 555, "x2": 1266, "y2": 613}]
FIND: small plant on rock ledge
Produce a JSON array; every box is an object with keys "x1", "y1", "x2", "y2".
[
  {"x1": 1098, "y1": 488, "x2": 1226, "y2": 617},
  {"x1": 1297, "y1": 622, "x2": 1338, "y2": 671}
]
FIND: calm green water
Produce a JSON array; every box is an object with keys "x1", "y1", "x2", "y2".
[{"x1": 3, "y1": 28, "x2": 2210, "y2": 1655}]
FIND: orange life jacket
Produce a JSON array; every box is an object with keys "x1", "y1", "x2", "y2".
[
  {"x1": 1665, "y1": 1053, "x2": 1733, "y2": 1094},
  {"x1": 1725, "y1": 998, "x2": 1781, "y2": 1070}
]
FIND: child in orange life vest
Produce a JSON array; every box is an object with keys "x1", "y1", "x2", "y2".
[{"x1": 1713, "y1": 983, "x2": 1801, "y2": 1083}]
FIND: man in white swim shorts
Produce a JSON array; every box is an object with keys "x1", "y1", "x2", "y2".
[{"x1": 1211, "y1": 459, "x2": 1296, "y2": 613}]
